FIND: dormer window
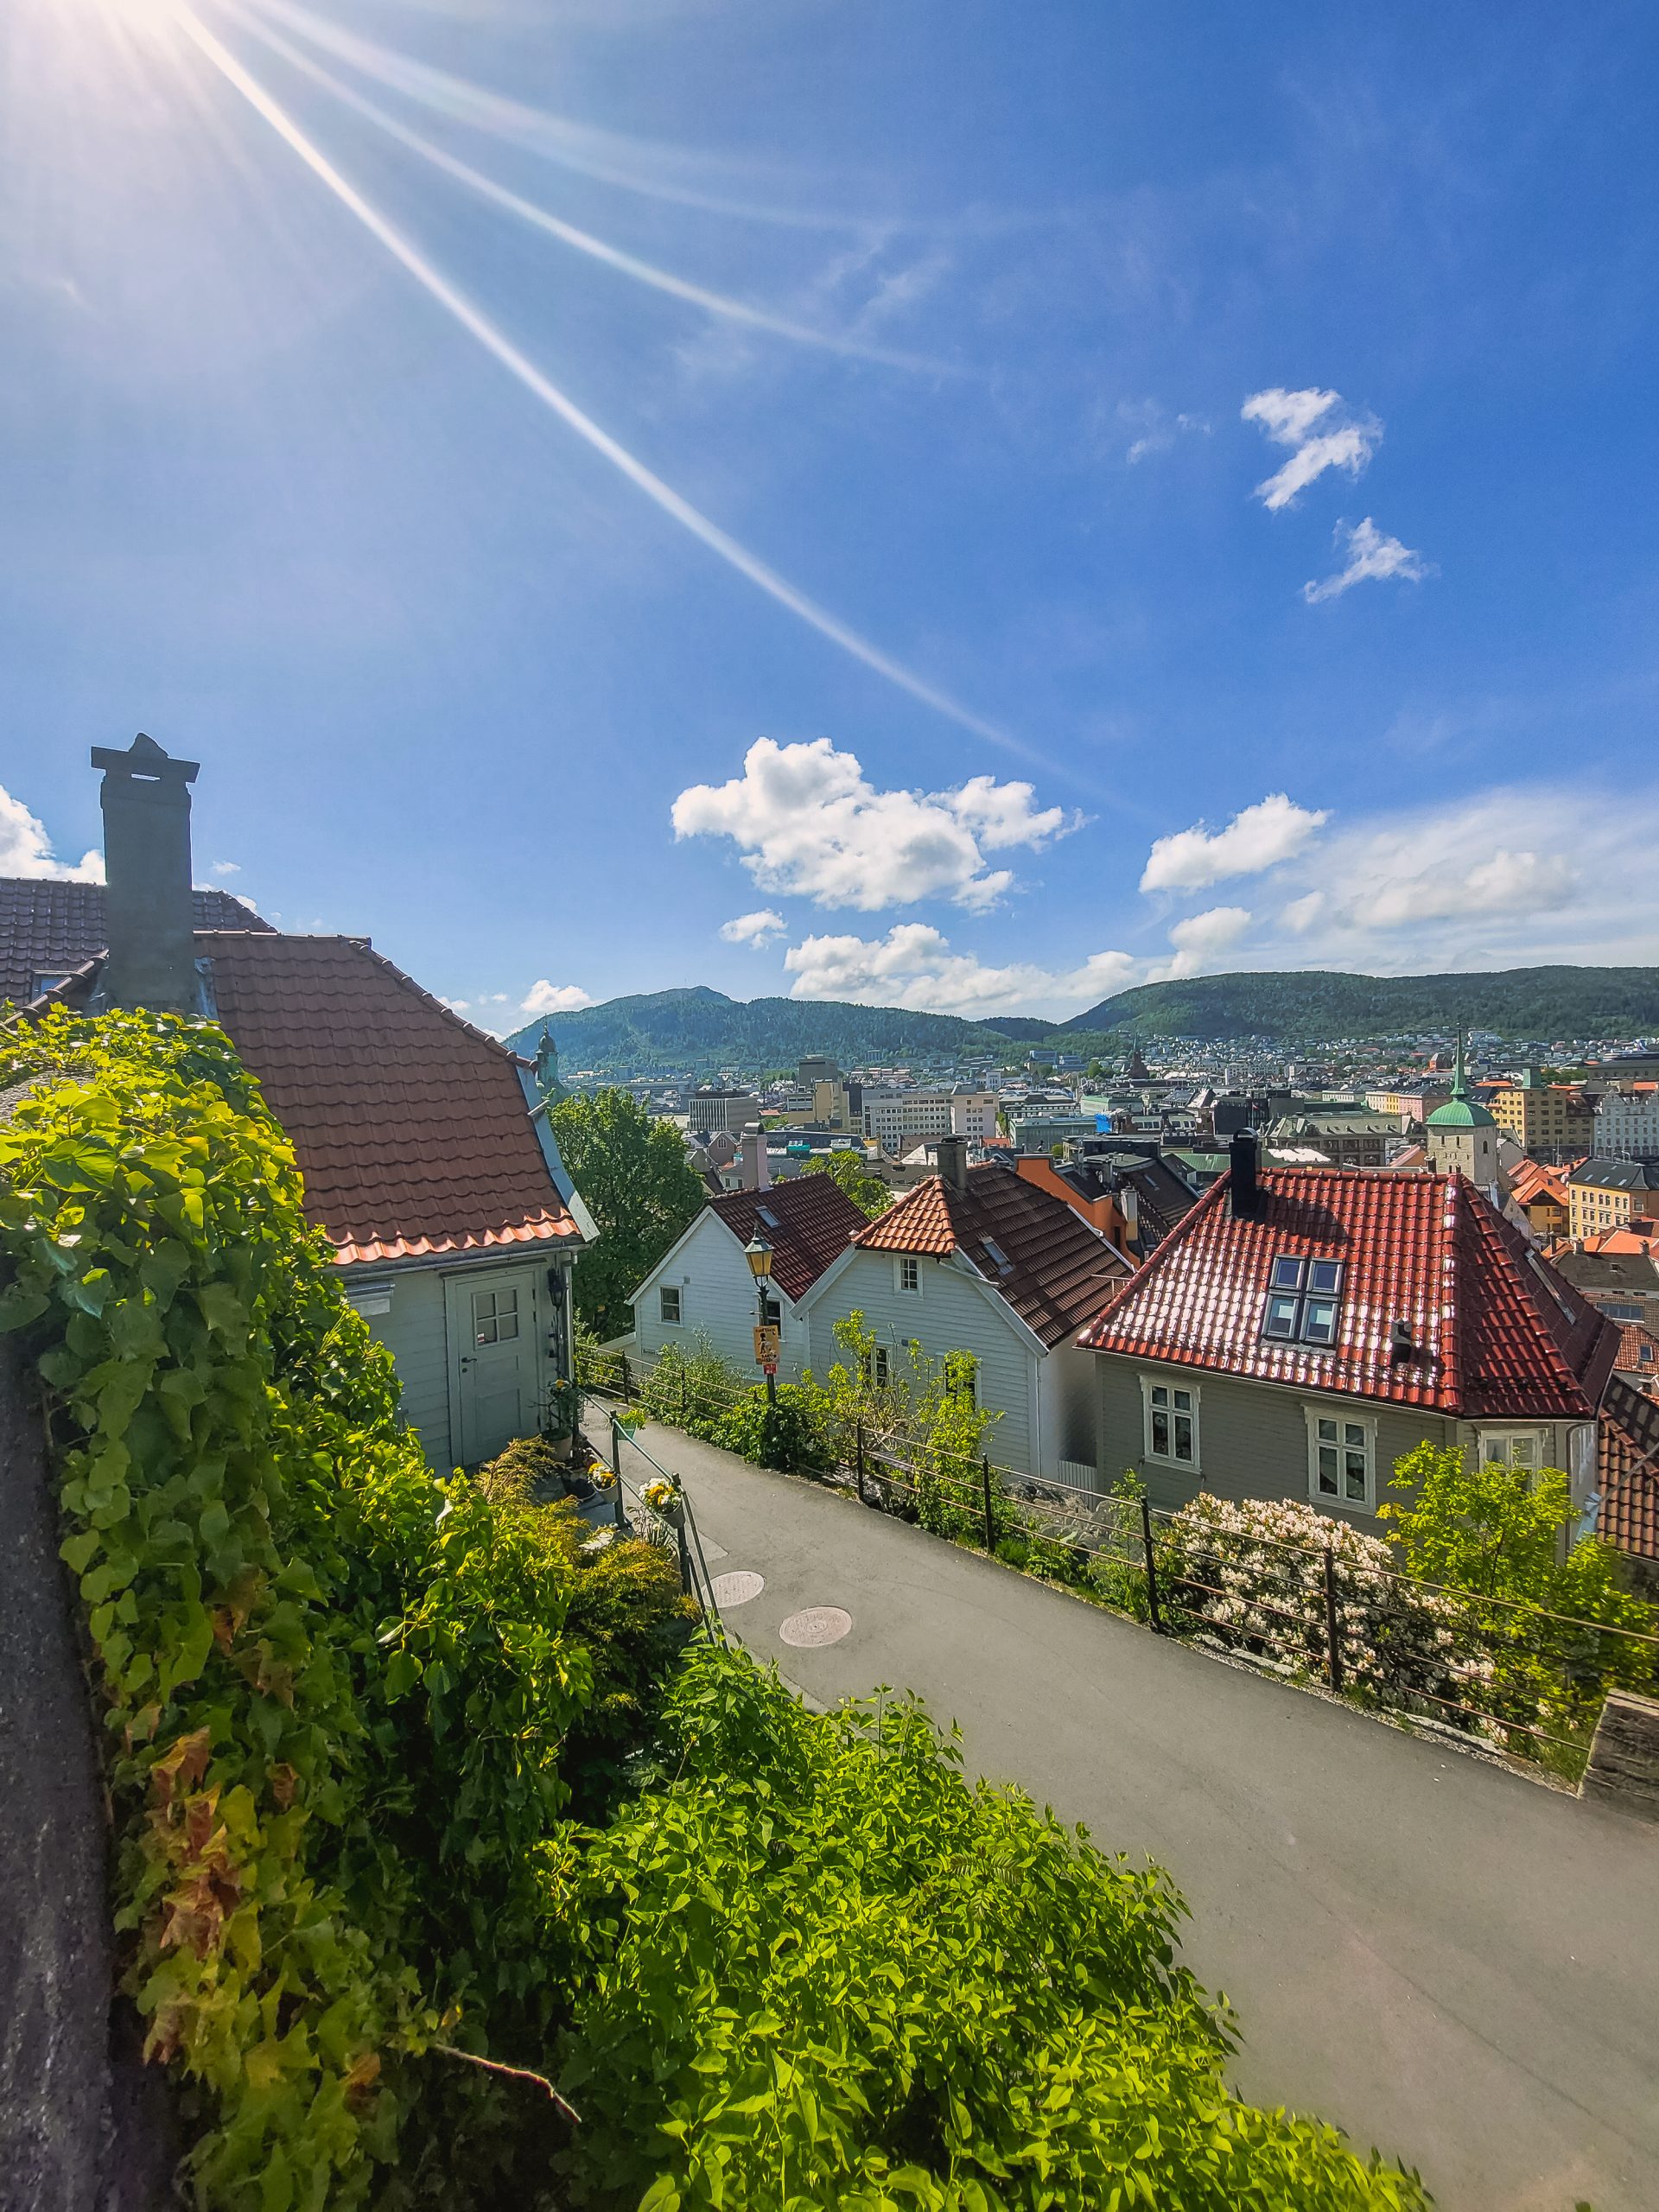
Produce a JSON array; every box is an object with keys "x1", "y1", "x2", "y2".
[{"x1": 1262, "y1": 1256, "x2": 1344, "y2": 1346}]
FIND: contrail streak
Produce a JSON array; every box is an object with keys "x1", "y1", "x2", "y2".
[
  {"x1": 164, "y1": 3, "x2": 1029, "y2": 756},
  {"x1": 217, "y1": 1, "x2": 958, "y2": 378},
  {"x1": 231, "y1": 0, "x2": 901, "y2": 231}
]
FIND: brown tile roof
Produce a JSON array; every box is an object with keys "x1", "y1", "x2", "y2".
[
  {"x1": 854, "y1": 1162, "x2": 1130, "y2": 1348},
  {"x1": 1600, "y1": 1376, "x2": 1659, "y2": 1560},
  {"x1": 1508, "y1": 1158, "x2": 1573, "y2": 1211},
  {"x1": 1079, "y1": 1166, "x2": 1618, "y2": 1420},
  {"x1": 706, "y1": 1175, "x2": 868, "y2": 1303},
  {"x1": 1615, "y1": 1320, "x2": 1659, "y2": 1376},
  {"x1": 198, "y1": 931, "x2": 579, "y2": 1267},
  {"x1": 0, "y1": 876, "x2": 270, "y2": 1004}
]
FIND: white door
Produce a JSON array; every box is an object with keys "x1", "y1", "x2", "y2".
[{"x1": 445, "y1": 1268, "x2": 539, "y2": 1467}]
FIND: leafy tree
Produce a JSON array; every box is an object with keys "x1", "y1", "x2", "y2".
[
  {"x1": 1382, "y1": 1444, "x2": 1649, "y2": 1623},
  {"x1": 557, "y1": 1643, "x2": 1430, "y2": 2210},
  {"x1": 798, "y1": 1147, "x2": 892, "y2": 1218},
  {"x1": 549, "y1": 1087, "x2": 706, "y2": 1339}
]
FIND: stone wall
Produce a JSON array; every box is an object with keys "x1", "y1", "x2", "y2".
[
  {"x1": 1580, "y1": 1690, "x2": 1659, "y2": 1824},
  {"x1": 0, "y1": 1333, "x2": 175, "y2": 2210}
]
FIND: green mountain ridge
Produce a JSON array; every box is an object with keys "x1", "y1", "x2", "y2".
[
  {"x1": 1064, "y1": 966, "x2": 1659, "y2": 1041},
  {"x1": 505, "y1": 967, "x2": 1659, "y2": 1073}
]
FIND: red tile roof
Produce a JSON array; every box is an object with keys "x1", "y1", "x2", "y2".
[
  {"x1": 854, "y1": 1162, "x2": 1130, "y2": 1348},
  {"x1": 706, "y1": 1175, "x2": 868, "y2": 1303},
  {"x1": 1615, "y1": 1321, "x2": 1659, "y2": 1374},
  {"x1": 1600, "y1": 1376, "x2": 1659, "y2": 1560},
  {"x1": 1508, "y1": 1159, "x2": 1573, "y2": 1211},
  {"x1": 1078, "y1": 1166, "x2": 1617, "y2": 1419},
  {"x1": 0, "y1": 876, "x2": 270, "y2": 1005},
  {"x1": 198, "y1": 932, "x2": 579, "y2": 1267}
]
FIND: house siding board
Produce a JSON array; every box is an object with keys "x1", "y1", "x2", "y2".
[
  {"x1": 1098, "y1": 1355, "x2": 1461, "y2": 1522},
  {"x1": 358, "y1": 1265, "x2": 453, "y2": 1468},
  {"x1": 634, "y1": 1211, "x2": 805, "y2": 1381},
  {"x1": 806, "y1": 1253, "x2": 1038, "y2": 1476}
]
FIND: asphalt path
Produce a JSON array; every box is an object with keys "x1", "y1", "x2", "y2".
[{"x1": 619, "y1": 1418, "x2": 1659, "y2": 2212}]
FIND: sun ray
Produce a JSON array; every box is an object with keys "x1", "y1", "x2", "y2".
[
  {"x1": 215, "y1": 0, "x2": 960, "y2": 378},
  {"x1": 157, "y1": 2, "x2": 1039, "y2": 762}
]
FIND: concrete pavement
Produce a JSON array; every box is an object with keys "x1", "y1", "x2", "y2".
[{"x1": 625, "y1": 1418, "x2": 1659, "y2": 2212}]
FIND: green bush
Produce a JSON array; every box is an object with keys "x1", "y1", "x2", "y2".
[
  {"x1": 715, "y1": 1381, "x2": 832, "y2": 1475},
  {"x1": 556, "y1": 1644, "x2": 1429, "y2": 2211}
]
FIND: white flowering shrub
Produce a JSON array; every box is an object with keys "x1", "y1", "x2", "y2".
[{"x1": 1158, "y1": 1493, "x2": 1492, "y2": 1727}]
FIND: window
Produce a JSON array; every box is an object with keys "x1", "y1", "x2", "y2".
[
  {"x1": 760, "y1": 1294, "x2": 782, "y2": 1328},
  {"x1": 1600, "y1": 1302, "x2": 1643, "y2": 1323},
  {"x1": 1142, "y1": 1377, "x2": 1198, "y2": 1467},
  {"x1": 1479, "y1": 1430, "x2": 1545, "y2": 1473},
  {"x1": 981, "y1": 1236, "x2": 1014, "y2": 1278},
  {"x1": 874, "y1": 1346, "x2": 890, "y2": 1388},
  {"x1": 658, "y1": 1286, "x2": 683, "y2": 1325},
  {"x1": 756, "y1": 1205, "x2": 779, "y2": 1230},
  {"x1": 1306, "y1": 1410, "x2": 1374, "y2": 1509},
  {"x1": 472, "y1": 1287, "x2": 519, "y2": 1345},
  {"x1": 899, "y1": 1255, "x2": 921, "y2": 1294},
  {"x1": 1261, "y1": 1256, "x2": 1344, "y2": 1346}
]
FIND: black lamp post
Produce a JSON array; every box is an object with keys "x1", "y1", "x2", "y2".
[{"x1": 744, "y1": 1233, "x2": 778, "y2": 1406}]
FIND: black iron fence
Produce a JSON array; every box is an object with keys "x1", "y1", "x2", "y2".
[{"x1": 577, "y1": 1344, "x2": 1659, "y2": 1780}]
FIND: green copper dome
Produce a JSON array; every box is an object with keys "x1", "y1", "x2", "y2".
[{"x1": 1426, "y1": 1034, "x2": 1496, "y2": 1130}]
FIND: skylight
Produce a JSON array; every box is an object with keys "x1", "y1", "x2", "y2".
[
  {"x1": 756, "y1": 1205, "x2": 779, "y2": 1229},
  {"x1": 982, "y1": 1236, "x2": 1014, "y2": 1277},
  {"x1": 1262, "y1": 1256, "x2": 1344, "y2": 1346}
]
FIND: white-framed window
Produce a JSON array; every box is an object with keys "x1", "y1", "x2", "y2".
[
  {"x1": 658, "y1": 1286, "x2": 683, "y2": 1326},
  {"x1": 472, "y1": 1286, "x2": 519, "y2": 1345},
  {"x1": 1306, "y1": 1408, "x2": 1375, "y2": 1510},
  {"x1": 1141, "y1": 1376, "x2": 1198, "y2": 1468},
  {"x1": 1478, "y1": 1429, "x2": 1546, "y2": 1474},
  {"x1": 898, "y1": 1255, "x2": 921, "y2": 1295}
]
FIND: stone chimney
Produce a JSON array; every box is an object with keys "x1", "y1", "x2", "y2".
[
  {"x1": 937, "y1": 1133, "x2": 969, "y2": 1193},
  {"x1": 89, "y1": 734, "x2": 200, "y2": 1013},
  {"x1": 738, "y1": 1126, "x2": 771, "y2": 1192}
]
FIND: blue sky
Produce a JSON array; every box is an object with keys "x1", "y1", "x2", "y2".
[{"x1": 3, "y1": 0, "x2": 1657, "y2": 1024}]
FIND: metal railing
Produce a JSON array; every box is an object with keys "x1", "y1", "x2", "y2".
[{"x1": 597, "y1": 1408, "x2": 727, "y2": 1642}]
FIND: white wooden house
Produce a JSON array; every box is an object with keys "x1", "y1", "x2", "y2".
[
  {"x1": 795, "y1": 1141, "x2": 1131, "y2": 1485},
  {"x1": 630, "y1": 1175, "x2": 870, "y2": 1382}
]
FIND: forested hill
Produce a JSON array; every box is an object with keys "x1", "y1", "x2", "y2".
[
  {"x1": 505, "y1": 969, "x2": 1659, "y2": 1071},
  {"x1": 506, "y1": 988, "x2": 1022, "y2": 1071},
  {"x1": 1065, "y1": 967, "x2": 1659, "y2": 1040}
]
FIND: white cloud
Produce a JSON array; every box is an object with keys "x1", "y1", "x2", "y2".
[
  {"x1": 719, "y1": 908, "x2": 786, "y2": 947},
  {"x1": 1119, "y1": 398, "x2": 1211, "y2": 464},
  {"x1": 1140, "y1": 793, "x2": 1329, "y2": 893},
  {"x1": 211, "y1": 859, "x2": 240, "y2": 876},
  {"x1": 0, "y1": 784, "x2": 102, "y2": 880},
  {"x1": 1242, "y1": 385, "x2": 1381, "y2": 511},
  {"x1": 521, "y1": 980, "x2": 595, "y2": 1015},
  {"x1": 1194, "y1": 784, "x2": 1659, "y2": 975},
  {"x1": 1166, "y1": 906, "x2": 1253, "y2": 978},
  {"x1": 672, "y1": 738, "x2": 1081, "y2": 913},
  {"x1": 439, "y1": 996, "x2": 471, "y2": 1014},
  {"x1": 1304, "y1": 517, "x2": 1432, "y2": 604},
  {"x1": 783, "y1": 924, "x2": 1138, "y2": 1019}
]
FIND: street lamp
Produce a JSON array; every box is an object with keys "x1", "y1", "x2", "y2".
[{"x1": 744, "y1": 1234, "x2": 778, "y2": 1406}]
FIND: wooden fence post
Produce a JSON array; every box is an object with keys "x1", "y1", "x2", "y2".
[
  {"x1": 1324, "y1": 1546, "x2": 1344, "y2": 1693},
  {"x1": 1141, "y1": 1496, "x2": 1163, "y2": 1634},
  {"x1": 620, "y1": 1352, "x2": 632, "y2": 1403},
  {"x1": 609, "y1": 1412, "x2": 626, "y2": 1528},
  {"x1": 855, "y1": 1421, "x2": 867, "y2": 1504},
  {"x1": 982, "y1": 1455, "x2": 995, "y2": 1550}
]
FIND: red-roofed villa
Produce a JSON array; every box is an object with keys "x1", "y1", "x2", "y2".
[{"x1": 1077, "y1": 1132, "x2": 1656, "y2": 1566}]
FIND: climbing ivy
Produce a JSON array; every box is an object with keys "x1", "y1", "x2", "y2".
[{"x1": 0, "y1": 1008, "x2": 595, "y2": 2209}]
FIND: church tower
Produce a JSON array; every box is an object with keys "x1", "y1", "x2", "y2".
[{"x1": 1425, "y1": 1035, "x2": 1500, "y2": 1194}]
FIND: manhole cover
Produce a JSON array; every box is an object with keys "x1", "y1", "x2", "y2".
[
  {"x1": 710, "y1": 1570, "x2": 765, "y2": 1607},
  {"x1": 778, "y1": 1606, "x2": 852, "y2": 1649}
]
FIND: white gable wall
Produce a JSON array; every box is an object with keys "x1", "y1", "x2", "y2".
[
  {"x1": 632, "y1": 1208, "x2": 806, "y2": 1381},
  {"x1": 801, "y1": 1249, "x2": 1046, "y2": 1478}
]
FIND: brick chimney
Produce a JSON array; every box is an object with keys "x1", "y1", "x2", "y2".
[
  {"x1": 1229, "y1": 1129, "x2": 1261, "y2": 1222},
  {"x1": 89, "y1": 734, "x2": 200, "y2": 1013}
]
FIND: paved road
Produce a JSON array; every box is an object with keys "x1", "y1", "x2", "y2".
[{"x1": 621, "y1": 1419, "x2": 1659, "y2": 2212}]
